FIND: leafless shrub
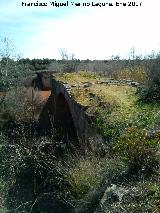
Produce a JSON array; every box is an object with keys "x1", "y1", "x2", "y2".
[{"x1": 2, "y1": 87, "x2": 44, "y2": 122}]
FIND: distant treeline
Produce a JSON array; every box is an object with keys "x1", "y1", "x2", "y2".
[{"x1": 1, "y1": 56, "x2": 160, "y2": 72}]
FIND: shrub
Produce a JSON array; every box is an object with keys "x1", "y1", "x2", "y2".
[
  {"x1": 112, "y1": 66, "x2": 146, "y2": 83},
  {"x1": 66, "y1": 154, "x2": 126, "y2": 200},
  {"x1": 1, "y1": 87, "x2": 44, "y2": 123},
  {"x1": 0, "y1": 133, "x2": 70, "y2": 212},
  {"x1": 114, "y1": 127, "x2": 159, "y2": 173},
  {"x1": 139, "y1": 60, "x2": 160, "y2": 102},
  {"x1": 66, "y1": 156, "x2": 104, "y2": 199}
]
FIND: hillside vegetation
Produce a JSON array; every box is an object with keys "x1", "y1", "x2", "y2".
[
  {"x1": 56, "y1": 71, "x2": 160, "y2": 212},
  {"x1": 0, "y1": 62, "x2": 160, "y2": 212}
]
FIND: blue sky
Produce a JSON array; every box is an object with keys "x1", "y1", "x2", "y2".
[{"x1": 1, "y1": 0, "x2": 160, "y2": 59}]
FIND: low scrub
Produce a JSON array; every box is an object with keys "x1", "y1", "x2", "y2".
[
  {"x1": 114, "y1": 127, "x2": 160, "y2": 173},
  {"x1": 0, "y1": 87, "x2": 44, "y2": 124},
  {"x1": 67, "y1": 156, "x2": 104, "y2": 199},
  {"x1": 0, "y1": 133, "x2": 70, "y2": 212},
  {"x1": 138, "y1": 60, "x2": 160, "y2": 102},
  {"x1": 0, "y1": 129, "x2": 126, "y2": 212},
  {"x1": 112, "y1": 66, "x2": 146, "y2": 83}
]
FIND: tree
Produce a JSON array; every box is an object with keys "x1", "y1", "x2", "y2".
[
  {"x1": 59, "y1": 48, "x2": 69, "y2": 60},
  {"x1": 0, "y1": 37, "x2": 16, "y2": 59},
  {"x1": 59, "y1": 48, "x2": 79, "y2": 72},
  {"x1": 0, "y1": 37, "x2": 32, "y2": 90},
  {"x1": 0, "y1": 37, "x2": 16, "y2": 83}
]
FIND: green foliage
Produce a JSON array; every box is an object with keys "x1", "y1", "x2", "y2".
[
  {"x1": 14, "y1": 58, "x2": 52, "y2": 71},
  {"x1": 0, "y1": 38, "x2": 54, "y2": 91},
  {"x1": 67, "y1": 157, "x2": 103, "y2": 199},
  {"x1": 114, "y1": 127, "x2": 159, "y2": 172},
  {"x1": 138, "y1": 59, "x2": 160, "y2": 102},
  {"x1": 66, "y1": 155, "x2": 126, "y2": 199},
  {"x1": 0, "y1": 58, "x2": 34, "y2": 91},
  {"x1": 93, "y1": 111, "x2": 120, "y2": 141}
]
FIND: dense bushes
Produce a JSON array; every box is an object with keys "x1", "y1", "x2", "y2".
[
  {"x1": 112, "y1": 66, "x2": 146, "y2": 83},
  {"x1": 114, "y1": 127, "x2": 159, "y2": 173},
  {"x1": 0, "y1": 130, "x2": 121, "y2": 212},
  {"x1": 0, "y1": 133, "x2": 69, "y2": 212},
  {"x1": 139, "y1": 60, "x2": 160, "y2": 102},
  {"x1": 0, "y1": 87, "x2": 44, "y2": 125},
  {"x1": 0, "y1": 58, "x2": 34, "y2": 91}
]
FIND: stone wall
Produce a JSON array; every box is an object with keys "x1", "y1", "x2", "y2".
[{"x1": 51, "y1": 79, "x2": 94, "y2": 149}]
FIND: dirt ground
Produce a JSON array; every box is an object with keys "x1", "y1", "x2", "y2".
[{"x1": 37, "y1": 91, "x2": 51, "y2": 102}]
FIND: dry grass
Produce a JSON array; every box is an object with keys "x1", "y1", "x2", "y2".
[
  {"x1": 55, "y1": 71, "x2": 102, "y2": 84},
  {"x1": 56, "y1": 71, "x2": 137, "y2": 107},
  {"x1": 71, "y1": 88, "x2": 92, "y2": 106},
  {"x1": 54, "y1": 71, "x2": 160, "y2": 130},
  {"x1": 112, "y1": 66, "x2": 147, "y2": 83},
  {"x1": 1, "y1": 87, "x2": 46, "y2": 122},
  {"x1": 66, "y1": 155, "x2": 125, "y2": 199},
  {"x1": 67, "y1": 157, "x2": 104, "y2": 198}
]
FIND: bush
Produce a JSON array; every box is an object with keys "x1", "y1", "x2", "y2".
[
  {"x1": 67, "y1": 156, "x2": 104, "y2": 199},
  {"x1": 1, "y1": 87, "x2": 44, "y2": 123},
  {"x1": 112, "y1": 66, "x2": 146, "y2": 83},
  {"x1": 139, "y1": 60, "x2": 160, "y2": 102},
  {"x1": 0, "y1": 57, "x2": 34, "y2": 91},
  {"x1": 0, "y1": 132, "x2": 73, "y2": 212},
  {"x1": 114, "y1": 127, "x2": 159, "y2": 173}
]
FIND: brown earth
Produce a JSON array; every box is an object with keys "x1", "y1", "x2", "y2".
[{"x1": 37, "y1": 90, "x2": 51, "y2": 102}]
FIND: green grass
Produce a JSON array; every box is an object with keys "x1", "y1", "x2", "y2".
[{"x1": 86, "y1": 84, "x2": 160, "y2": 139}]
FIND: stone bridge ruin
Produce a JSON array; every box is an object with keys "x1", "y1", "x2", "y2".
[
  {"x1": 38, "y1": 78, "x2": 93, "y2": 149},
  {"x1": 38, "y1": 71, "x2": 140, "y2": 150}
]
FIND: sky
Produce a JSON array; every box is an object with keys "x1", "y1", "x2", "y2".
[{"x1": 0, "y1": 0, "x2": 160, "y2": 59}]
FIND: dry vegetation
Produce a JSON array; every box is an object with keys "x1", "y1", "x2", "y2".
[
  {"x1": 53, "y1": 71, "x2": 160, "y2": 212},
  {"x1": 0, "y1": 68, "x2": 160, "y2": 212},
  {"x1": 112, "y1": 66, "x2": 147, "y2": 83},
  {"x1": 1, "y1": 38, "x2": 160, "y2": 212}
]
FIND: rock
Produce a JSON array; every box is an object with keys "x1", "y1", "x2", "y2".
[
  {"x1": 83, "y1": 81, "x2": 92, "y2": 86},
  {"x1": 127, "y1": 82, "x2": 132, "y2": 86},
  {"x1": 96, "y1": 80, "x2": 111, "y2": 84},
  {"x1": 64, "y1": 84, "x2": 71, "y2": 89},
  {"x1": 61, "y1": 81, "x2": 68, "y2": 84},
  {"x1": 97, "y1": 184, "x2": 136, "y2": 207},
  {"x1": 131, "y1": 81, "x2": 139, "y2": 87},
  {"x1": 100, "y1": 184, "x2": 119, "y2": 205},
  {"x1": 71, "y1": 84, "x2": 78, "y2": 87},
  {"x1": 82, "y1": 82, "x2": 92, "y2": 88},
  {"x1": 126, "y1": 79, "x2": 132, "y2": 83},
  {"x1": 112, "y1": 80, "x2": 119, "y2": 84}
]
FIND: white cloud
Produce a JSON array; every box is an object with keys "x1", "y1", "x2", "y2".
[{"x1": 1, "y1": 0, "x2": 160, "y2": 59}]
